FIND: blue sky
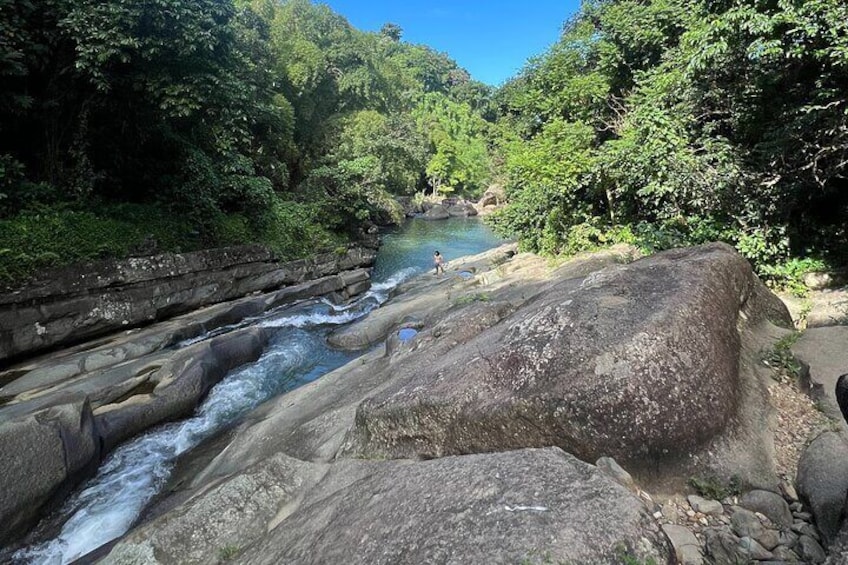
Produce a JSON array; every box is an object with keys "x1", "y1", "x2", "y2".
[{"x1": 321, "y1": 1, "x2": 582, "y2": 86}]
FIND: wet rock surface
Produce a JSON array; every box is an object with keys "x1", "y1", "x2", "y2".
[{"x1": 0, "y1": 249, "x2": 375, "y2": 548}]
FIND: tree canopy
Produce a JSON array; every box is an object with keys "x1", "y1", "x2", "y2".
[{"x1": 489, "y1": 0, "x2": 848, "y2": 285}]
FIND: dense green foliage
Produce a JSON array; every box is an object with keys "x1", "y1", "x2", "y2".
[
  {"x1": 489, "y1": 0, "x2": 848, "y2": 286},
  {"x1": 0, "y1": 0, "x2": 492, "y2": 285},
  {"x1": 4, "y1": 0, "x2": 846, "y2": 291}
]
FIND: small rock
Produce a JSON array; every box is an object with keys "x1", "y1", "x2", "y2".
[
  {"x1": 739, "y1": 490, "x2": 793, "y2": 528},
  {"x1": 790, "y1": 502, "x2": 804, "y2": 512},
  {"x1": 780, "y1": 480, "x2": 799, "y2": 502},
  {"x1": 798, "y1": 534, "x2": 826, "y2": 563},
  {"x1": 653, "y1": 511, "x2": 663, "y2": 520},
  {"x1": 688, "y1": 495, "x2": 724, "y2": 516},
  {"x1": 738, "y1": 536, "x2": 774, "y2": 560},
  {"x1": 755, "y1": 528, "x2": 781, "y2": 551},
  {"x1": 792, "y1": 521, "x2": 820, "y2": 540},
  {"x1": 705, "y1": 528, "x2": 744, "y2": 564},
  {"x1": 772, "y1": 546, "x2": 801, "y2": 561},
  {"x1": 698, "y1": 517, "x2": 708, "y2": 526},
  {"x1": 663, "y1": 524, "x2": 704, "y2": 565},
  {"x1": 793, "y1": 511, "x2": 813, "y2": 521},
  {"x1": 778, "y1": 530, "x2": 799, "y2": 548},
  {"x1": 595, "y1": 457, "x2": 636, "y2": 492},
  {"x1": 731, "y1": 507, "x2": 765, "y2": 539},
  {"x1": 686, "y1": 509, "x2": 696, "y2": 518}
]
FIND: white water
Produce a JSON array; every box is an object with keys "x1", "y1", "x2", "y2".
[{"x1": 13, "y1": 268, "x2": 418, "y2": 565}]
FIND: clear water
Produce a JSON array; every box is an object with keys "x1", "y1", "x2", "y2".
[
  {"x1": 371, "y1": 217, "x2": 505, "y2": 281},
  {"x1": 12, "y1": 217, "x2": 503, "y2": 565}
]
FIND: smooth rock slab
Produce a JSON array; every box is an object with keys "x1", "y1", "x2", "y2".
[
  {"x1": 0, "y1": 400, "x2": 100, "y2": 546},
  {"x1": 236, "y1": 448, "x2": 669, "y2": 565}
]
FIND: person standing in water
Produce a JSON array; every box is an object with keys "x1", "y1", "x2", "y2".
[{"x1": 433, "y1": 250, "x2": 445, "y2": 275}]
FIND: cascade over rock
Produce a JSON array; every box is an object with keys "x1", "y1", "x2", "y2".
[{"x1": 0, "y1": 246, "x2": 376, "y2": 549}]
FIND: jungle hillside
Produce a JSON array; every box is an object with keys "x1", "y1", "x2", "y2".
[{"x1": 1, "y1": 0, "x2": 847, "y2": 291}]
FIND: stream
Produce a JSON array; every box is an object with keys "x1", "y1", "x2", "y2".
[{"x1": 13, "y1": 217, "x2": 503, "y2": 565}]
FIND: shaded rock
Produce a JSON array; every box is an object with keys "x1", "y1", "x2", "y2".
[
  {"x1": 731, "y1": 507, "x2": 765, "y2": 539},
  {"x1": 662, "y1": 524, "x2": 703, "y2": 565},
  {"x1": 739, "y1": 489, "x2": 793, "y2": 528},
  {"x1": 773, "y1": 546, "x2": 801, "y2": 561},
  {"x1": 793, "y1": 520, "x2": 821, "y2": 540},
  {"x1": 94, "y1": 327, "x2": 269, "y2": 452},
  {"x1": 0, "y1": 245, "x2": 375, "y2": 363},
  {"x1": 447, "y1": 202, "x2": 478, "y2": 217},
  {"x1": 0, "y1": 400, "x2": 100, "y2": 546},
  {"x1": 779, "y1": 529, "x2": 800, "y2": 548},
  {"x1": 421, "y1": 204, "x2": 450, "y2": 221},
  {"x1": 478, "y1": 188, "x2": 503, "y2": 208},
  {"x1": 738, "y1": 536, "x2": 774, "y2": 560},
  {"x1": 596, "y1": 456, "x2": 636, "y2": 492},
  {"x1": 345, "y1": 243, "x2": 790, "y2": 477},
  {"x1": 235, "y1": 448, "x2": 669, "y2": 565},
  {"x1": 688, "y1": 495, "x2": 724, "y2": 516},
  {"x1": 798, "y1": 534, "x2": 827, "y2": 563},
  {"x1": 705, "y1": 528, "x2": 744, "y2": 564},
  {"x1": 756, "y1": 528, "x2": 781, "y2": 551},
  {"x1": 796, "y1": 431, "x2": 848, "y2": 544}
]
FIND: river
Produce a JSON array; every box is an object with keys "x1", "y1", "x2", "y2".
[{"x1": 12, "y1": 217, "x2": 503, "y2": 565}]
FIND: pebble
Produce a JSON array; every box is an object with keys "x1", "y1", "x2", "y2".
[
  {"x1": 793, "y1": 511, "x2": 813, "y2": 521},
  {"x1": 790, "y1": 501, "x2": 803, "y2": 512}
]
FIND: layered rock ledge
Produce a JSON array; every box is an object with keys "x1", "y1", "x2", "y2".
[{"x1": 0, "y1": 244, "x2": 375, "y2": 363}]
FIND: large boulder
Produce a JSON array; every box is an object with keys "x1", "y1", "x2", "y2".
[
  {"x1": 104, "y1": 448, "x2": 670, "y2": 565},
  {"x1": 797, "y1": 431, "x2": 848, "y2": 545},
  {"x1": 447, "y1": 202, "x2": 478, "y2": 217},
  {"x1": 0, "y1": 400, "x2": 100, "y2": 546},
  {"x1": 344, "y1": 243, "x2": 790, "y2": 475},
  {"x1": 421, "y1": 204, "x2": 450, "y2": 221}
]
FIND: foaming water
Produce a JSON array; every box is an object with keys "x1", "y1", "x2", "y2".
[
  {"x1": 13, "y1": 313, "x2": 364, "y2": 564},
  {"x1": 13, "y1": 218, "x2": 503, "y2": 564}
]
